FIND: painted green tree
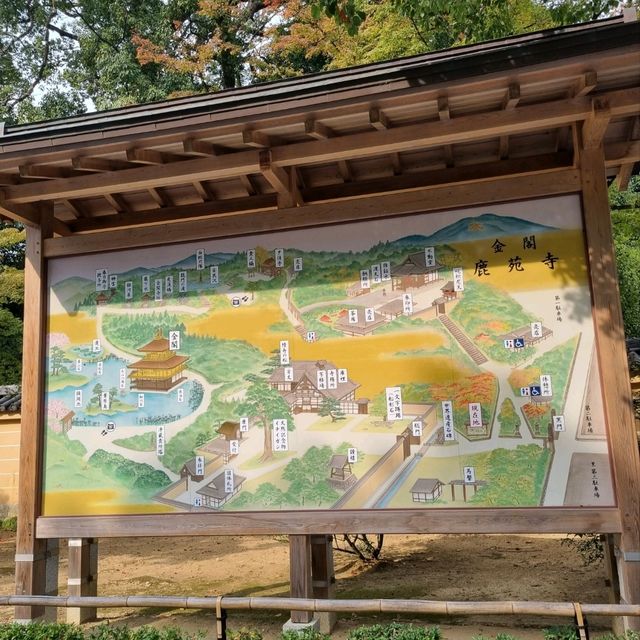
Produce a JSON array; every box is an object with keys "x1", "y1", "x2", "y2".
[
  {"x1": 318, "y1": 396, "x2": 346, "y2": 422},
  {"x1": 497, "y1": 397, "x2": 521, "y2": 437}
]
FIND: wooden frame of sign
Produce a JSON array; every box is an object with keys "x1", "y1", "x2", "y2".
[{"x1": 5, "y1": 17, "x2": 639, "y2": 629}]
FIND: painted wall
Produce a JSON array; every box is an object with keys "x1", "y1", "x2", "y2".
[{"x1": 0, "y1": 413, "x2": 20, "y2": 515}]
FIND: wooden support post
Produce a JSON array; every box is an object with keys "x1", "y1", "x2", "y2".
[
  {"x1": 311, "y1": 535, "x2": 336, "y2": 633},
  {"x1": 15, "y1": 216, "x2": 58, "y2": 622},
  {"x1": 67, "y1": 538, "x2": 98, "y2": 624},
  {"x1": 289, "y1": 535, "x2": 313, "y2": 624},
  {"x1": 580, "y1": 144, "x2": 640, "y2": 631}
]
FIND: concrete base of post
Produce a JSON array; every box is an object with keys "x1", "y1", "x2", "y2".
[{"x1": 282, "y1": 617, "x2": 320, "y2": 635}]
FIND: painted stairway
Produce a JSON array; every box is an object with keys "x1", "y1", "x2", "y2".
[{"x1": 438, "y1": 314, "x2": 488, "y2": 365}]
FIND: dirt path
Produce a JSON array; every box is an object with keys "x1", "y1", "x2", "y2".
[{"x1": 0, "y1": 530, "x2": 615, "y2": 638}]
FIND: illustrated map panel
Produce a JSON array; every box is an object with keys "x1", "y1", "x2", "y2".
[{"x1": 43, "y1": 195, "x2": 614, "y2": 515}]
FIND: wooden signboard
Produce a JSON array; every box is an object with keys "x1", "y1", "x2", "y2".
[{"x1": 39, "y1": 194, "x2": 620, "y2": 531}]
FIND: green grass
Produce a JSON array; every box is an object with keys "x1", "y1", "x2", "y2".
[
  {"x1": 113, "y1": 431, "x2": 156, "y2": 451},
  {"x1": 46, "y1": 372, "x2": 89, "y2": 391}
]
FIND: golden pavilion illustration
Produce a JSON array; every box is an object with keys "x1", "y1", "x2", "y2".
[{"x1": 128, "y1": 328, "x2": 190, "y2": 391}]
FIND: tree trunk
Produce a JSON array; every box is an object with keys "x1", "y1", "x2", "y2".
[{"x1": 260, "y1": 417, "x2": 273, "y2": 462}]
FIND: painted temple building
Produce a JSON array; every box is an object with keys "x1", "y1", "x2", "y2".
[
  {"x1": 128, "y1": 328, "x2": 190, "y2": 391},
  {"x1": 391, "y1": 251, "x2": 442, "y2": 291}
]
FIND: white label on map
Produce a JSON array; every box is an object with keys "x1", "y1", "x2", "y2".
[
  {"x1": 179, "y1": 271, "x2": 188, "y2": 293},
  {"x1": 412, "y1": 420, "x2": 423, "y2": 437},
  {"x1": 279, "y1": 340, "x2": 289, "y2": 365},
  {"x1": 348, "y1": 447, "x2": 358, "y2": 463},
  {"x1": 386, "y1": 386, "x2": 403, "y2": 421},
  {"x1": 504, "y1": 339, "x2": 515, "y2": 349},
  {"x1": 365, "y1": 308, "x2": 375, "y2": 322},
  {"x1": 169, "y1": 330, "x2": 180, "y2": 351},
  {"x1": 165, "y1": 275, "x2": 174, "y2": 296},
  {"x1": 453, "y1": 267, "x2": 464, "y2": 292},
  {"x1": 553, "y1": 415, "x2": 565, "y2": 432},
  {"x1": 142, "y1": 275, "x2": 150, "y2": 294},
  {"x1": 284, "y1": 366, "x2": 294, "y2": 382},
  {"x1": 75, "y1": 358, "x2": 83, "y2": 373},
  {"x1": 229, "y1": 439, "x2": 239, "y2": 455},
  {"x1": 306, "y1": 331, "x2": 316, "y2": 342},
  {"x1": 240, "y1": 417, "x2": 249, "y2": 432},
  {"x1": 317, "y1": 369, "x2": 327, "y2": 390},
  {"x1": 119, "y1": 367, "x2": 126, "y2": 390},
  {"x1": 442, "y1": 401, "x2": 455, "y2": 440},
  {"x1": 195, "y1": 456, "x2": 205, "y2": 476},
  {"x1": 95, "y1": 268, "x2": 108, "y2": 292},
  {"x1": 109, "y1": 275, "x2": 118, "y2": 290},
  {"x1": 154, "y1": 278, "x2": 163, "y2": 302},
  {"x1": 424, "y1": 247, "x2": 436, "y2": 267},
  {"x1": 74, "y1": 390, "x2": 83, "y2": 408},
  {"x1": 371, "y1": 264, "x2": 382, "y2": 284},
  {"x1": 272, "y1": 419, "x2": 288, "y2": 451},
  {"x1": 193, "y1": 496, "x2": 203, "y2": 507},
  {"x1": 96, "y1": 361, "x2": 103, "y2": 376},
  {"x1": 348, "y1": 309, "x2": 358, "y2": 324},
  {"x1": 463, "y1": 466, "x2": 476, "y2": 484},
  {"x1": 360, "y1": 269, "x2": 370, "y2": 290},
  {"x1": 177, "y1": 388, "x2": 184, "y2": 403},
  {"x1": 100, "y1": 391, "x2": 111, "y2": 411},
  {"x1": 327, "y1": 369, "x2": 337, "y2": 389},
  {"x1": 402, "y1": 293, "x2": 413, "y2": 315},
  {"x1": 196, "y1": 249, "x2": 205, "y2": 271},
  {"x1": 210, "y1": 265, "x2": 219, "y2": 286},
  {"x1": 540, "y1": 374, "x2": 553, "y2": 397},
  {"x1": 338, "y1": 368, "x2": 348, "y2": 384},
  {"x1": 520, "y1": 386, "x2": 531, "y2": 397},
  {"x1": 92, "y1": 339, "x2": 101, "y2": 353},
  {"x1": 468, "y1": 402, "x2": 482, "y2": 429},
  {"x1": 156, "y1": 425, "x2": 165, "y2": 456},
  {"x1": 531, "y1": 322, "x2": 543, "y2": 338},
  {"x1": 381, "y1": 261, "x2": 391, "y2": 281},
  {"x1": 247, "y1": 249, "x2": 256, "y2": 269},
  {"x1": 124, "y1": 281, "x2": 133, "y2": 300},
  {"x1": 293, "y1": 257, "x2": 303, "y2": 272},
  {"x1": 137, "y1": 393, "x2": 145, "y2": 408},
  {"x1": 224, "y1": 469, "x2": 235, "y2": 493},
  {"x1": 275, "y1": 248, "x2": 284, "y2": 268}
]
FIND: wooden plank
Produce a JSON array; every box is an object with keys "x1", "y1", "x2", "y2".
[
  {"x1": 15, "y1": 217, "x2": 56, "y2": 621},
  {"x1": 604, "y1": 140, "x2": 640, "y2": 167},
  {"x1": 5, "y1": 89, "x2": 638, "y2": 205},
  {"x1": 182, "y1": 138, "x2": 223, "y2": 156},
  {"x1": 44, "y1": 168, "x2": 581, "y2": 257},
  {"x1": 61, "y1": 200, "x2": 86, "y2": 219},
  {"x1": 370, "y1": 107, "x2": 402, "y2": 174},
  {"x1": 305, "y1": 118, "x2": 353, "y2": 182},
  {"x1": 574, "y1": 70, "x2": 598, "y2": 97},
  {"x1": 104, "y1": 193, "x2": 129, "y2": 213},
  {"x1": 582, "y1": 97, "x2": 612, "y2": 149},
  {"x1": 615, "y1": 164, "x2": 634, "y2": 190},
  {"x1": 72, "y1": 157, "x2": 139, "y2": 171},
  {"x1": 239, "y1": 174, "x2": 257, "y2": 196},
  {"x1": 243, "y1": 129, "x2": 278, "y2": 148},
  {"x1": 19, "y1": 165, "x2": 87, "y2": 180},
  {"x1": 35, "y1": 506, "x2": 621, "y2": 538},
  {"x1": 437, "y1": 97, "x2": 455, "y2": 167},
  {"x1": 580, "y1": 145, "x2": 640, "y2": 631},
  {"x1": 260, "y1": 150, "x2": 301, "y2": 208},
  {"x1": 148, "y1": 187, "x2": 172, "y2": 208},
  {"x1": 66, "y1": 539, "x2": 98, "y2": 624},
  {"x1": 126, "y1": 148, "x2": 190, "y2": 164},
  {"x1": 311, "y1": 535, "x2": 336, "y2": 633},
  {"x1": 499, "y1": 83, "x2": 521, "y2": 160},
  {"x1": 289, "y1": 536, "x2": 313, "y2": 624}
]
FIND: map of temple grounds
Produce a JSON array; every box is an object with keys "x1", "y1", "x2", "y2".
[{"x1": 42, "y1": 195, "x2": 615, "y2": 516}]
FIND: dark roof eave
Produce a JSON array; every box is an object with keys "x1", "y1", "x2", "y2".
[{"x1": 1, "y1": 17, "x2": 636, "y2": 148}]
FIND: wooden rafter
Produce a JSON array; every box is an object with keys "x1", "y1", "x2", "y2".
[
  {"x1": 259, "y1": 150, "x2": 302, "y2": 208},
  {"x1": 104, "y1": 193, "x2": 129, "y2": 213},
  {"x1": 498, "y1": 83, "x2": 521, "y2": 160},
  {"x1": 305, "y1": 118, "x2": 352, "y2": 182},
  {"x1": 582, "y1": 96, "x2": 611, "y2": 149},
  {"x1": 19, "y1": 165, "x2": 88, "y2": 180},
  {"x1": 615, "y1": 115, "x2": 640, "y2": 190},
  {"x1": 148, "y1": 187, "x2": 172, "y2": 208},
  {"x1": 61, "y1": 199, "x2": 87, "y2": 219},
  {"x1": 243, "y1": 129, "x2": 279, "y2": 148},
  {"x1": 3, "y1": 88, "x2": 638, "y2": 205},
  {"x1": 183, "y1": 138, "x2": 224, "y2": 156},
  {"x1": 127, "y1": 148, "x2": 190, "y2": 165},
  {"x1": 437, "y1": 97, "x2": 454, "y2": 168},
  {"x1": 369, "y1": 107, "x2": 402, "y2": 175},
  {"x1": 558, "y1": 70, "x2": 598, "y2": 151},
  {"x1": 73, "y1": 157, "x2": 139, "y2": 171}
]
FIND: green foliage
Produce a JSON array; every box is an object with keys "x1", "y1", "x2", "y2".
[
  {"x1": 497, "y1": 397, "x2": 521, "y2": 437},
  {"x1": 0, "y1": 623, "x2": 85, "y2": 640},
  {"x1": 318, "y1": 396, "x2": 346, "y2": 422},
  {"x1": 0, "y1": 515, "x2": 17, "y2": 531},
  {"x1": 611, "y1": 207, "x2": 640, "y2": 337},
  {"x1": 347, "y1": 622, "x2": 441, "y2": 640},
  {"x1": 112, "y1": 431, "x2": 157, "y2": 452},
  {"x1": 228, "y1": 631, "x2": 263, "y2": 640},
  {"x1": 543, "y1": 626, "x2": 578, "y2": 640},
  {"x1": 597, "y1": 632, "x2": 640, "y2": 640},
  {"x1": 472, "y1": 635, "x2": 522, "y2": 640},
  {"x1": 0, "y1": 626, "x2": 206, "y2": 640},
  {"x1": 88, "y1": 449, "x2": 171, "y2": 498},
  {"x1": 0, "y1": 308, "x2": 23, "y2": 384},
  {"x1": 281, "y1": 630, "x2": 331, "y2": 640}
]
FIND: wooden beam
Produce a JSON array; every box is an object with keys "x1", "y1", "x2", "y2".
[
  {"x1": 0, "y1": 172, "x2": 20, "y2": 186},
  {"x1": 19, "y1": 165, "x2": 87, "y2": 180},
  {"x1": 239, "y1": 175, "x2": 257, "y2": 196},
  {"x1": 104, "y1": 193, "x2": 129, "y2": 213},
  {"x1": 604, "y1": 140, "x2": 640, "y2": 167},
  {"x1": 192, "y1": 181, "x2": 214, "y2": 202},
  {"x1": 6, "y1": 89, "x2": 638, "y2": 205},
  {"x1": 615, "y1": 163, "x2": 635, "y2": 191},
  {"x1": 580, "y1": 145, "x2": 640, "y2": 631},
  {"x1": 36, "y1": 504, "x2": 620, "y2": 537},
  {"x1": 437, "y1": 97, "x2": 454, "y2": 168},
  {"x1": 148, "y1": 187, "x2": 172, "y2": 208},
  {"x1": 243, "y1": 129, "x2": 278, "y2": 148},
  {"x1": 305, "y1": 118, "x2": 352, "y2": 182},
  {"x1": 499, "y1": 83, "x2": 521, "y2": 160},
  {"x1": 574, "y1": 70, "x2": 598, "y2": 97},
  {"x1": 61, "y1": 199, "x2": 87, "y2": 219},
  {"x1": 182, "y1": 138, "x2": 223, "y2": 156},
  {"x1": 44, "y1": 168, "x2": 581, "y2": 257},
  {"x1": 260, "y1": 150, "x2": 301, "y2": 208},
  {"x1": 15, "y1": 215, "x2": 56, "y2": 621},
  {"x1": 289, "y1": 536, "x2": 313, "y2": 624},
  {"x1": 126, "y1": 148, "x2": 190, "y2": 165},
  {"x1": 369, "y1": 107, "x2": 402, "y2": 175},
  {"x1": 72, "y1": 156, "x2": 138, "y2": 171},
  {"x1": 582, "y1": 97, "x2": 612, "y2": 149},
  {"x1": 68, "y1": 194, "x2": 277, "y2": 233}
]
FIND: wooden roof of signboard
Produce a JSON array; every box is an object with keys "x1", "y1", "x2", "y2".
[{"x1": 0, "y1": 16, "x2": 637, "y2": 256}]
